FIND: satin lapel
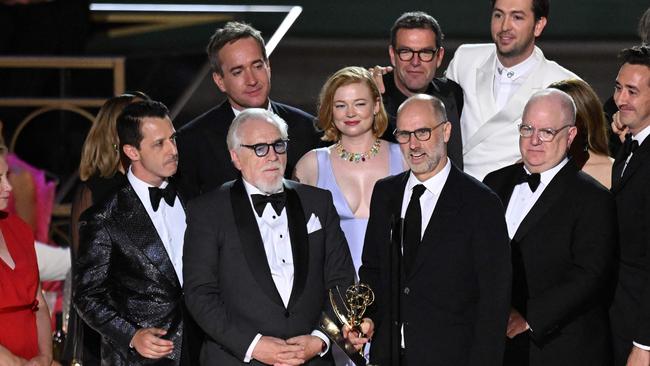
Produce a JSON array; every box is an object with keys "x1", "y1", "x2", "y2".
[
  {"x1": 284, "y1": 182, "x2": 308, "y2": 310},
  {"x1": 610, "y1": 146, "x2": 627, "y2": 192},
  {"x1": 116, "y1": 184, "x2": 180, "y2": 288},
  {"x1": 613, "y1": 139, "x2": 650, "y2": 193},
  {"x1": 512, "y1": 161, "x2": 576, "y2": 242},
  {"x1": 495, "y1": 163, "x2": 525, "y2": 208},
  {"x1": 408, "y1": 167, "x2": 462, "y2": 279},
  {"x1": 476, "y1": 53, "x2": 498, "y2": 123},
  {"x1": 231, "y1": 179, "x2": 285, "y2": 307}
]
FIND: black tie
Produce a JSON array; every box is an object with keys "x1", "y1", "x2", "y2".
[
  {"x1": 403, "y1": 184, "x2": 426, "y2": 274},
  {"x1": 148, "y1": 183, "x2": 176, "y2": 212},
  {"x1": 623, "y1": 133, "x2": 639, "y2": 158},
  {"x1": 251, "y1": 192, "x2": 286, "y2": 217},
  {"x1": 517, "y1": 168, "x2": 541, "y2": 192}
]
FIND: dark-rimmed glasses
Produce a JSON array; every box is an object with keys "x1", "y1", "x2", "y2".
[
  {"x1": 518, "y1": 123, "x2": 572, "y2": 142},
  {"x1": 395, "y1": 47, "x2": 438, "y2": 62},
  {"x1": 393, "y1": 122, "x2": 446, "y2": 144},
  {"x1": 240, "y1": 139, "x2": 289, "y2": 157}
]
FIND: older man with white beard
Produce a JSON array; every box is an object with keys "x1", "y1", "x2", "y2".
[{"x1": 183, "y1": 109, "x2": 355, "y2": 366}]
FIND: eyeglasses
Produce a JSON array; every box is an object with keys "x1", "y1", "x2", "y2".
[
  {"x1": 393, "y1": 122, "x2": 446, "y2": 144},
  {"x1": 395, "y1": 47, "x2": 438, "y2": 62},
  {"x1": 240, "y1": 139, "x2": 289, "y2": 157},
  {"x1": 518, "y1": 123, "x2": 572, "y2": 142}
]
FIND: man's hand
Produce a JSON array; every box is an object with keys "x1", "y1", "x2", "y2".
[
  {"x1": 283, "y1": 335, "x2": 325, "y2": 363},
  {"x1": 369, "y1": 66, "x2": 393, "y2": 94},
  {"x1": 627, "y1": 346, "x2": 650, "y2": 366},
  {"x1": 131, "y1": 328, "x2": 174, "y2": 359},
  {"x1": 23, "y1": 355, "x2": 52, "y2": 366},
  {"x1": 612, "y1": 111, "x2": 630, "y2": 143},
  {"x1": 342, "y1": 318, "x2": 374, "y2": 351},
  {"x1": 506, "y1": 309, "x2": 529, "y2": 339},
  {"x1": 251, "y1": 336, "x2": 303, "y2": 365}
]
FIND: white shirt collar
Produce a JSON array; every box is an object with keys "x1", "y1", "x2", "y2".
[
  {"x1": 406, "y1": 157, "x2": 451, "y2": 196},
  {"x1": 127, "y1": 166, "x2": 168, "y2": 197},
  {"x1": 231, "y1": 100, "x2": 273, "y2": 117},
  {"x1": 242, "y1": 178, "x2": 284, "y2": 197},
  {"x1": 524, "y1": 157, "x2": 569, "y2": 187},
  {"x1": 633, "y1": 124, "x2": 650, "y2": 145},
  {"x1": 495, "y1": 50, "x2": 539, "y2": 81}
]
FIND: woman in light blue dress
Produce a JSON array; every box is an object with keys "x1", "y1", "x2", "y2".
[{"x1": 294, "y1": 66, "x2": 406, "y2": 275}]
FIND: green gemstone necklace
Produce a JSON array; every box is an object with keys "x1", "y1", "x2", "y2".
[{"x1": 334, "y1": 139, "x2": 381, "y2": 163}]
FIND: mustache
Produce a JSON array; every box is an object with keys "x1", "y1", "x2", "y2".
[{"x1": 165, "y1": 155, "x2": 179, "y2": 164}]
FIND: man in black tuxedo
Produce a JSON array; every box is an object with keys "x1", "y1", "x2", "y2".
[
  {"x1": 74, "y1": 101, "x2": 198, "y2": 365},
  {"x1": 176, "y1": 21, "x2": 322, "y2": 199},
  {"x1": 356, "y1": 94, "x2": 511, "y2": 366},
  {"x1": 483, "y1": 89, "x2": 616, "y2": 366},
  {"x1": 372, "y1": 11, "x2": 463, "y2": 168},
  {"x1": 609, "y1": 45, "x2": 650, "y2": 366},
  {"x1": 183, "y1": 108, "x2": 355, "y2": 365}
]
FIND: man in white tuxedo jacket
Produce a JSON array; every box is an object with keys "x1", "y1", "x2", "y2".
[{"x1": 446, "y1": 0, "x2": 578, "y2": 180}]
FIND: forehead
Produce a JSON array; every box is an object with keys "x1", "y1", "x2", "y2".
[
  {"x1": 334, "y1": 82, "x2": 372, "y2": 99},
  {"x1": 394, "y1": 28, "x2": 437, "y2": 47},
  {"x1": 617, "y1": 63, "x2": 650, "y2": 87},
  {"x1": 218, "y1": 37, "x2": 264, "y2": 66},
  {"x1": 493, "y1": 0, "x2": 534, "y2": 12},
  {"x1": 397, "y1": 101, "x2": 437, "y2": 128},
  {"x1": 523, "y1": 98, "x2": 565, "y2": 127},
  {"x1": 140, "y1": 116, "x2": 174, "y2": 139},
  {"x1": 239, "y1": 118, "x2": 281, "y2": 142}
]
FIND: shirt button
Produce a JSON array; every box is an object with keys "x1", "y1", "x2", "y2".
[
  {"x1": 404, "y1": 287, "x2": 410, "y2": 295},
  {"x1": 280, "y1": 234, "x2": 283, "y2": 238},
  {"x1": 273, "y1": 216, "x2": 277, "y2": 219}
]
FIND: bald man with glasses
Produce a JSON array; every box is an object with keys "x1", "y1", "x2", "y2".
[
  {"x1": 183, "y1": 108, "x2": 355, "y2": 366},
  {"x1": 483, "y1": 89, "x2": 616, "y2": 366}
]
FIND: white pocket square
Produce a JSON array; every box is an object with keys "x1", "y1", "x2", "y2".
[{"x1": 306, "y1": 213, "x2": 322, "y2": 234}]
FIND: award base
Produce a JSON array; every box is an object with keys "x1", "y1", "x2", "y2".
[{"x1": 320, "y1": 312, "x2": 367, "y2": 366}]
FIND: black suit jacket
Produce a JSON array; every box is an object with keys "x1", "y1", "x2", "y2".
[
  {"x1": 381, "y1": 72, "x2": 464, "y2": 169},
  {"x1": 484, "y1": 161, "x2": 616, "y2": 366},
  {"x1": 74, "y1": 181, "x2": 196, "y2": 366},
  {"x1": 359, "y1": 164, "x2": 511, "y2": 366},
  {"x1": 183, "y1": 179, "x2": 355, "y2": 365},
  {"x1": 610, "y1": 136, "x2": 650, "y2": 360},
  {"x1": 176, "y1": 100, "x2": 322, "y2": 199}
]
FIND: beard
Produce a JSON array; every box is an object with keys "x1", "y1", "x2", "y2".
[{"x1": 255, "y1": 162, "x2": 285, "y2": 194}]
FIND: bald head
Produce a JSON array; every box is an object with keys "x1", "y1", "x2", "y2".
[{"x1": 524, "y1": 88, "x2": 576, "y2": 127}]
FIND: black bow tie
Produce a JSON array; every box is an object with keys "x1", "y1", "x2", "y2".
[
  {"x1": 251, "y1": 192, "x2": 286, "y2": 217},
  {"x1": 623, "y1": 133, "x2": 639, "y2": 157},
  {"x1": 517, "y1": 168, "x2": 541, "y2": 192},
  {"x1": 148, "y1": 183, "x2": 176, "y2": 211}
]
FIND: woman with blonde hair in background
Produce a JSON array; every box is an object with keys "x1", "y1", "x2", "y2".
[
  {"x1": 549, "y1": 79, "x2": 614, "y2": 188},
  {"x1": 294, "y1": 66, "x2": 405, "y2": 275}
]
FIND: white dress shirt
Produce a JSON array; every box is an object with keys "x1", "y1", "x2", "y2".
[
  {"x1": 231, "y1": 100, "x2": 273, "y2": 117},
  {"x1": 127, "y1": 168, "x2": 186, "y2": 285},
  {"x1": 399, "y1": 158, "x2": 451, "y2": 347},
  {"x1": 504, "y1": 158, "x2": 568, "y2": 239},
  {"x1": 493, "y1": 53, "x2": 539, "y2": 111},
  {"x1": 241, "y1": 179, "x2": 329, "y2": 362}
]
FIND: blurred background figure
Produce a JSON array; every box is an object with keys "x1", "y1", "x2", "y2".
[
  {"x1": 65, "y1": 91, "x2": 150, "y2": 366},
  {"x1": 0, "y1": 141, "x2": 53, "y2": 366},
  {"x1": 549, "y1": 79, "x2": 614, "y2": 188},
  {"x1": 294, "y1": 66, "x2": 405, "y2": 276}
]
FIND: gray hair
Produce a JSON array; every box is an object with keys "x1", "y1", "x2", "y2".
[
  {"x1": 227, "y1": 108, "x2": 289, "y2": 150},
  {"x1": 398, "y1": 93, "x2": 448, "y2": 122},
  {"x1": 524, "y1": 88, "x2": 577, "y2": 125}
]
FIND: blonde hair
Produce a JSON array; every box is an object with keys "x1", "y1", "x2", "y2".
[
  {"x1": 79, "y1": 92, "x2": 149, "y2": 181},
  {"x1": 317, "y1": 66, "x2": 388, "y2": 142}
]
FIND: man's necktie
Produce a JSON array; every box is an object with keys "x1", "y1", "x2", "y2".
[
  {"x1": 517, "y1": 168, "x2": 541, "y2": 192},
  {"x1": 251, "y1": 192, "x2": 286, "y2": 217},
  {"x1": 148, "y1": 183, "x2": 177, "y2": 211},
  {"x1": 403, "y1": 184, "x2": 426, "y2": 274}
]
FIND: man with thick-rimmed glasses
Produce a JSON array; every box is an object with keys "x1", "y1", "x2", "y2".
[
  {"x1": 183, "y1": 108, "x2": 355, "y2": 366},
  {"x1": 371, "y1": 11, "x2": 464, "y2": 169},
  {"x1": 356, "y1": 94, "x2": 511, "y2": 366},
  {"x1": 484, "y1": 89, "x2": 616, "y2": 365}
]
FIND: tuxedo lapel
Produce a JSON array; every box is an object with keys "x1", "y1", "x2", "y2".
[
  {"x1": 284, "y1": 182, "x2": 309, "y2": 310},
  {"x1": 513, "y1": 161, "x2": 576, "y2": 242},
  {"x1": 230, "y1": 179, "x2": 285, "y2": 307},
  {"x1": 115, "y1": 184, "x2": 180, "y2": 288},
  {"x1": 408, "y1": 167, "x2": 462, "y2": 279},
  {"x1": 494, "y1": 163, "x2": 525, "y2": 207},
  {"x1": 612, "y1": 139, "x2": 650, "y2": 193},
  {"x1": 476, "y1": 54, "x2": 497, "y2": 124}
]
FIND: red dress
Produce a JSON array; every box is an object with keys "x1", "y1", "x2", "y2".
[{"x1": 0, "y1": 213, "x2": 39, "y2": 359}]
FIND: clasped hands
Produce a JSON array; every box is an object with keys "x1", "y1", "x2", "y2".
[
  {"x1": 342, "y1": 318, "x2": 375, "y2": 352},
  {"x1": 253, "y1": 335, "x2": 325, "y2": 366}
]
